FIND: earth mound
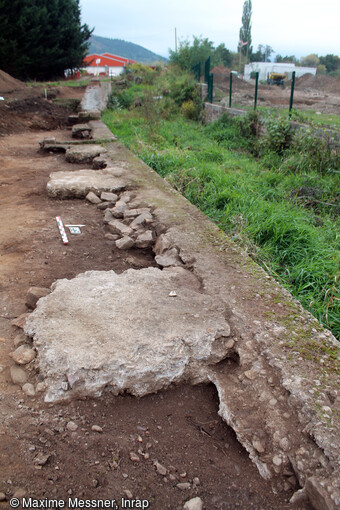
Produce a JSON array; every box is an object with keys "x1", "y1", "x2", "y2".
[{"x1": 0, "y1": 69, "x2": 27, "y2": 93}]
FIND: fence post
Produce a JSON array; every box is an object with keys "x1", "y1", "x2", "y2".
[
  {"x1": 208, "y1": 73, "x2": 214, "y2": 103},
  {"x1": 229, "y1": 72, "x2": 233, "y2": 108},
  {"x1": 254, "y1": 71, "x2": 259, "y2": 110},
  {"x1": 289, "y1": 71, "x2": 296, "y2": 117},
  {"x1": 204, "y1": 57, "x2": 211, "y2": 84},
  {"x1": 192, "y1": 62, "x2": 201, "y2": 82}
]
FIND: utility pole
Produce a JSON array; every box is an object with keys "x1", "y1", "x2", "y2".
[{"x1": 175, "y1": 28, "x2": 177, "y2": 52}]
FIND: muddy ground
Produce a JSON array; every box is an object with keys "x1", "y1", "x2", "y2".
[
  {"x1": 0, "y1": 85, "x2": 313, "y2": 509},
  {"x1": 212, "y1": 71, "x2": 340, "y2": 114}
]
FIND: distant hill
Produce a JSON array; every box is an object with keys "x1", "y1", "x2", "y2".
[{"x1": 88, "y1": 35, "x2": 167, "y2": 64}]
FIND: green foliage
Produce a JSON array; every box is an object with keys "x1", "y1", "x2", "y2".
[
  {"x1": 102, "y1": 100, "x2": 340, "y2": 338},
  {"x1": 169, "y1": 36, "x2": 215, "y2": 72},
  {"x1": 260, "y1": 116, "x2": 292, "y2": 154},
  {"x1": 239, "y1": 0, "x2": 253, "y2": 57},
  {"x1": 0, "y1": 0, "x2": 92, "y2": 80}
]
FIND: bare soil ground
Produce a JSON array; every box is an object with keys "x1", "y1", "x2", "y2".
[
  {"x1": 213, "y1": 71, "x2": 340, "y2": 114},
  {"x1": 0, "y1": 83, "x2": 309, "y2": 509}
]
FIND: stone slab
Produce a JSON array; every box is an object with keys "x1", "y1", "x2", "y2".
[
  {"x1": 65, "y1": 145, "x2": 106, "y2": 164},
  {"x1": 24, "y1": 268, "x2": 232, "y2": 403},
  {"x1": 46, "y1": 168, "x2": 127, "y2": 199}
]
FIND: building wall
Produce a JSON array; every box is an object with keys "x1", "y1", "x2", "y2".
[
  {"x1": 83, "y1": 66, "x2": 124, "y2": 76},
  {"x1": 244, "y1": 62, "x2": 317, "y2": 81}
]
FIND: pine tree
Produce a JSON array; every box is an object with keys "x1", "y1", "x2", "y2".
[
  {"x1": 239, "y1": 0, "x2": 252, "y2": 60},
  {"x1": 0, "y1": 0, "x2": 92, "y2": 80}
]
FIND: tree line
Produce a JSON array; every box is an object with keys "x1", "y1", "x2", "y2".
[{"x1": 0, "y1": 0, "x2": 92, "y2": 80}]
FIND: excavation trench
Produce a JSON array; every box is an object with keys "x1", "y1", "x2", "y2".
[{"x1": 1, "y1": 83, "x2": 339, "y2": 510}]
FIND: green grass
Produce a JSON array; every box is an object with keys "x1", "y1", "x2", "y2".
[
  {"x1": 27, "y1": 79, "x2": 89, "y2": 88},
  {"x1": 102, "y1": 106, "x2": 340, "y2": 340}
]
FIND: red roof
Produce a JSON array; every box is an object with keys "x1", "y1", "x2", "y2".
[{"x1": 84, "y1": 53, "x2": 136, "y2": 67}]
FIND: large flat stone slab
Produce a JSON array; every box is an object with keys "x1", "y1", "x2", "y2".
[
  {"x1": 46, "y1": 168, "x2": 127, "y2": 198},
  {"x1": 65, "y1": 144, "x2": 106, "y2": 164},
  {"x1": 24, "y1": 267, "x2": 232, "y2": 403}
]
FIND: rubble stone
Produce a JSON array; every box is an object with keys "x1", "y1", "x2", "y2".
[{"x1": 25, "y1": 287, "x2": 50, "y2": 310}]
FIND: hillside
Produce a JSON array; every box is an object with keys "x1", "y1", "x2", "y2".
[{"x1": 88, "y1": 35, "x2": 167, "y2": 64}]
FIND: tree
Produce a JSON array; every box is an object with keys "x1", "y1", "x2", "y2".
[
  {"x1": 213, "y1": 43, "x2": 233, "y2": 68},
  {"x1": 0, "y1": 0, "x2": 92, "y2": 80},
  {"x1": 275, "y1": 54, "x2": 298, "y2": 64},
  {"x1": 250, "y1": 44, "x2": 274, "y2": 62},
  {"x1": 239, "y1": 0, "x2": 252, "y2": 59},
  {"x1": 169, "y1": 36, "x2": 215, "y2": 72},
  {"x1": 300, "y1": 54, "x2": 320, "y2": 67},
  {"x1": 319, "y1": 54, "x2": 340, "y2": 75}
]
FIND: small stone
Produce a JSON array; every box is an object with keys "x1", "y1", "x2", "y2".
[
  {"x1": 252, "y1": 440, "x2": 265, "y2": 453},
  {"x1": 13, "y1": 488, "x2": 26, "y2": 498},
  {"x1": 10, "y1": 365, "x2": 28, "y2": 385},
  {"x1": 176, "y1": 482, "x2": 191, "y2": 490},
  {"x1": 273, "y1": 455, "x2": 282, "y2": 466},
  {"x1": 154, "y1": 461, "x2": 167, "y2": 476},
  {"x1": 110, "y1": 200, "x2": 127, "y2": 218},
  {"x1": 34, "y1": 453, "x2": 50, "y2": 466},
  {"x1": 67, "y1": 421, "x2": 78, "y2": 432},
  {"x1": 193, "y1": 477, "x2": 200, "y2": 486},
  {"x1": 279, "y1": 437, "x2": 290, "y2": 452},
  {"x1": 129, "y1": 452, "x2": 140, "y2": 462},
  {"x1": 91, "y1": 479, "x2": 99, "y2": 488},
  {"x1": 169, "y1": 474, "x2": 176, "y2": 481},
  {"x1": 36, "y1": 382, "x2": 45, "y2": 393},
  {"x1": 0, "y1": 493, "x2": 6, "y2": 501},
  {"x1": 85, "y1": 191, "x2": 101, "y2": 204},
  {"x1": 155, "y1": 247, "x2": 182, "y2": 267},
  {"x1": 124, "y1": 208, "x2": 150, "y2": 219},
  {"x1": 22, "y1": 383, "x2": 36, "y2": 397},
  {"x1": 11, "y1": 313, "x2": 30, "y2": 329},
  {"x1": 153, "y1": 234, "x2": 171, "y2": 255},
  {"x1": 269, "y1": 398, "x2": 277, "y2": 406},
  {"x1": 183, "y1": 497, "x2": 203, "y2": 510},
  {"x1": 101, "y1": 192, "x2": 118, "y2": 203},
  {"x1": 97, "y1": 202, "x2": 112, "y2": 210},
  {"x1": 11, "y1": 345, "x2": 36, "y2": 365},
  {"x1": 135, "y1": 231, "x2": 153, "y2": 249},
  {"x1": 103, "y1": 209, "x2": 114, "y2": 224},
  {"x1": 130, "y1": 212, "x2": 153, "y2": 228},
  {"x1": 13, "y1": 333, "x2": 26, "y2": 348},
  {"x1": 244, "y1": 370, "x2": 257, "y2": 380},
  {"x1": 179, "y1": 472, "x2": 187, "y2": 478},
  {"x1": 116, "y1": 236, "x2": 134, "y2": 250},
  {"x1": 123, "y1": 490, "x2": 133, "y2": 499},
  {"x1": 91, "y1": 425, "x2": 103, "y2": 433},
  {"x1": 105, "y1": 233, "x2": 119, "y2": 242},
  {"x1": 108, "y1": 220, "x2": 133, "y2": 237},
  {"x1": 25, "y1": 287, "x2": 50, "y2": 310}
]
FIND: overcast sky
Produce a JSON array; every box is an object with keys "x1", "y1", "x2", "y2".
[{"x1": 79, "y1": 0, "x2": 340, "y2": 59}]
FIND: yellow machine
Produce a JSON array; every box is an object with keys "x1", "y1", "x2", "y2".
[{"x1": 267, "y1": 72, "x2": 286, "y2": 86}]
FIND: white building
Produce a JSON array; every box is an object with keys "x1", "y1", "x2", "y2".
[{"x1": 244, "y1": 62, "x2": 317, "y2": 81}]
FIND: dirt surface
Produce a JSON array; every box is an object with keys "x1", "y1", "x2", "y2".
[
  {"x1": 0, "y1": 84, "x2": 86, "y2": 137},
  {"x1": 0, "y1": 85, "x2": 311, "y2": 509},
  {"x1": 214, "y1": 70, "x2": 340, "y2": 114}
]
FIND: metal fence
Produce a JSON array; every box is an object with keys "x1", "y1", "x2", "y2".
[{"x1": 192, "y1": 58, "x2": 297, "y2": 115}]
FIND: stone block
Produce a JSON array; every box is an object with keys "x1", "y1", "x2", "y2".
[
  {"x1": 135, "y1": 231, "x2": 153, "y2": 249},
  {"x1": 86, "y1": 191, "x2": 101, "y2": 204},
  {"x1": 116, "y1": 236, "x2": 134, "y2": 250},
  {"x1": 107, "y1": 220, "x2": 133, "y2": 237},
  {"x1": 25, "y1": 287, "x2": 51, "y2": 310},
  {"x1": 24, "y1": 268, "x2": 231, "y2": 402}
]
